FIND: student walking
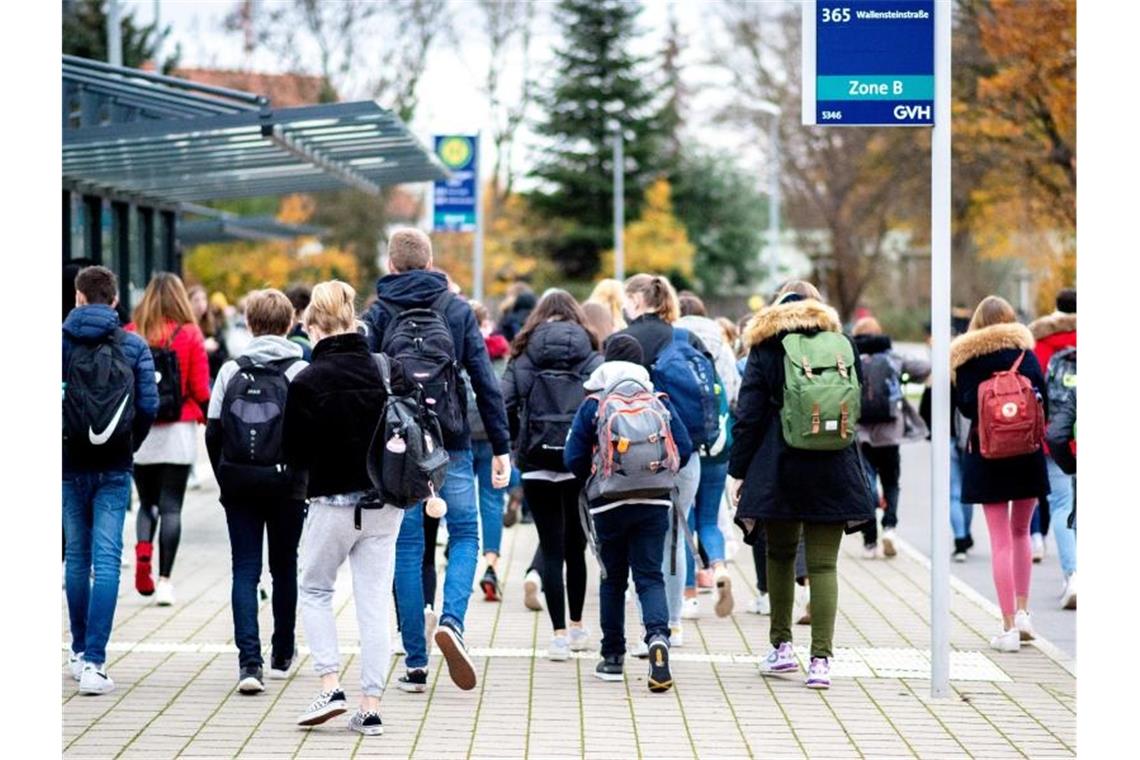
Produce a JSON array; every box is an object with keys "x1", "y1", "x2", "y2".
[
  {"x1": 564, "y1": 334, "x2": 693, "y2": 691},
  {"x1": 283, "y1": 281, "x2": 403, "y2": 736},
  {"x1": 63, "y1": 266, "x2": 159, "y2": 695},
  {"x1": 501, "y1": 290, "x2": 602, "y2": 660},
  {"x1": 950, "y1": 296, "x2": 1050, "y2": 652},
  {"x1": 851, "y1": 317, "x2": 931, "y2": 559},
  {"x1": 728, "y1": 282, "x2": 875, "y2": 690},
  {"x1": 127, "y1": 272, "x2": 211, "y2": 607},
  {"x1": 205, "y1": 289, "x2": 308, "y2": 695},
  {"x1": 362, "y1": 228, "x2": 511, "y2": 693}
]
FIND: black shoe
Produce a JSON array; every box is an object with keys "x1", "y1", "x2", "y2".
[
  {"x1": 398, "y1": 667, "x2": 428, "y2": 693},
  {"x1": 647, "y1": 636, "x2": 673, "y2": 693},
  {"x1": 237, "y1": 665, "x2": 264, "y2": 695},
  {"x1": 954, "y1": 537, "x2": 971, "y2": 555},
  {"x1": 434, "y1": 621, "x2": 477, "y2": 690},
  {"x1": 503, "y1": 488, "x2": 523, "y2": 528},
  {"x1": 594, "y1": 655, "x2": 624, "y2": 682},
  {"x1": 348, "y1": 709, "x2": 384, "y2": 736},
  {"x1": 480, "y1": 566, "x2": 502, "y2": 602},
  {"x1": 269, "y1": 654, "x2": 293, "y2": 680},
  {"x1": 297, "y1": 688, "x2": 348, "y2": 726},
  {"x1": 964, "y1": 533, "x2": 975, "y2": 551}
]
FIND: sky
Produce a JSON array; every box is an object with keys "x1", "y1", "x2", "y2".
[{"x1": 118, "y1": 0, "x2": 780, "y2": 194}]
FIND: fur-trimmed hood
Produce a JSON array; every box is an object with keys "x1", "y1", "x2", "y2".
[
  {"x1": 744, "y1": 299, "x2": 842, "y2": 347},
  {"x1": 949, "y1": 322, "x2": 1035, "y2": 374},
  {"x1": 1029, "y1": 311, "x2": 1076, "y2": 340}
]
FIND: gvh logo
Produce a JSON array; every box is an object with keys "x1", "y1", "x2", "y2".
[{"x1": 894, "y1": 105, "x2": 931, "y2": 120}]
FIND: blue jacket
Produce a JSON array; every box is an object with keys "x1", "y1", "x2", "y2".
[
  {"x1": 63, "y1": 304, "x2": 159, "y2": 472},
  {"x1": 362, "y1": 270, "x2": 511, "y2": 455}
]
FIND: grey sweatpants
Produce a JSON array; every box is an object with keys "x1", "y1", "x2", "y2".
[
  {"x1": 636, "y1": 456, "x2": 702, "y2": 627},
  {"x1": 299, "y1": 496, "x2": 403, "y2": 697}
]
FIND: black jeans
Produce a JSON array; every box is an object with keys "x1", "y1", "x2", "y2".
[
  {"x1": 860, "y1": 443, "x2": 901, "y2": 546},
  {"x1": 223, "y1": 499, "x2": 305, "y2": 668},
  {"x1": 523, "y1": 478, "x2": 587, "y2": 631},
  {"x1": 594, "y1": 505, "x2": 670, "y2": 657},
  {"x1": 134, "y1": 463, "x2": 192, "y2": 577}
]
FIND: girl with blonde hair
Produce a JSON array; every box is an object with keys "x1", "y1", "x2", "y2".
[{"x1": 587, "y1": 278, "x2": 628, "y2": 331}]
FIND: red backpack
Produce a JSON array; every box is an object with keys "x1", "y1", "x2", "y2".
[{"x1": 975, "y1": 352, "x2": 1044, "y2": 459}]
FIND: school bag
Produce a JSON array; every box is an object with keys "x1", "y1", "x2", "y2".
[
  {"x1": 366, "y1": 353, "x2": 450, "y2": 512},
  {"x1": 975, "y1": 351, "x2": 1044, "y2": 460},
  {"x1": 216, "y1": 356, "x2": 295, "y2": 494},
  {"x1": 1045, "y1": 346, "x2": 1076, "y2": 413},
  {"x1": 858, "y1": 352, "x2": 903, "y2": 423},
  {"x1": 650, "y1": 329, "x2": 720, "y2": 452},
  {"x1": 63, "y1": 329, "x2": 136, "y2": 463},
  {"x1": 519, "y1": 361, "x2": 591, "y2": 471},
  {"x1": 779, "y1": 332, "x2": 862, "y2": 450},
  {"x1": 151, "y1": 325, "x2": 184, "y2": 422},
  {"x1": 378, "y1": 292, "x2": 466, "y2": 441}
]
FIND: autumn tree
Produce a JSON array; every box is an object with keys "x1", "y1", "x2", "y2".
[{"x1": 601, "y1": 178, "x2": 694, "y2": 287}]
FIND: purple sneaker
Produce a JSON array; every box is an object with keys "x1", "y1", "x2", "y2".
[
  {"x1": 758, "y1": 642, "x2": 799, "y2": 674},
  {"x1": 805, "y1": 656, "x2": 831, "y2": 689}
]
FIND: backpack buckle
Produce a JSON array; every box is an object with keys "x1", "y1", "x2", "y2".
[
  {"x1": 839, "y1": 402, "x2": 849, "y2": 439},
  {"x1": 803, "y1": 356, "x2": 813, "y2": 378},
  {"x1": 836, "y1": 355, "x2": 848, "y2": 378},
  {"x1": 811, "y1": 402, "x2": 821, "y2": 434}
]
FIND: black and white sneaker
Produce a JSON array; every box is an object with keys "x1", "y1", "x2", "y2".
[
  {"x1": 347, "y1": 709, "x2": 384, "y2": 736},
  {"x1": 78, "y1": 662, "x2": 114, "y2": 695},
  {"x1": 647, "y1": 636, "x2": 673, "y2": 693},
  {"x1": 269, "y1": 654, "x2": 293, "y2": 680},
  {"x1": 297, "y1": 689, "x2": 348, "y2": 726},
  {"x1": 594, "y1": 655, "x2": 624, "y2": 682},
  {"x1": 237, "y1": 665, "x2": 264, "y2": 694},
  {"x1": 434, "y1": 620, "x2": 477, "y2": 691},
  {"x1": 398, "y1": 667, "x2": 428, "y2": 693}
]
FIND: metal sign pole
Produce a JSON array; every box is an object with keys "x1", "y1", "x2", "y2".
[
  {"x1": 107, "y1": 0, "x2": 123, "y2": 67},
  {"x1": 613, "y1": 130, "x2": 624, "y2": 281},
  {"x1": 473, "y1": 132, "x2": 485, "y2": 303},
  {"x1": 929, "y1": 0, "x2": 953, "y2": 699}
]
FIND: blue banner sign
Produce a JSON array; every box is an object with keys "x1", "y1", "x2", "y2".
[
  {"x1": 804, "y1": 0, "x2": 934, "y2": 126},
  {"x1": 433, "y1": 135, "x2": 478, "y2": 232}
]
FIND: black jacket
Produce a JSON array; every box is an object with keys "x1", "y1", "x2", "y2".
[
  {"x1": 283, "y1": 332, "x2": 402, "y2": 498},
  {"x1": 950, "y1": 323, "x2": 1050, "y2": 504},
  {"x1": 362, "y1": 270, "x2": 511, "y2": 455},
  {"x1": 617, "y1": 313, "x2": 708, "y2": 369},
  {"x1": 729, "y1": 300, "x2": 875, "y2": 542},
  {"x1": 497, "y1": 292, "x2": 536, "y2": 342},
  {"x1": 501, "y1": 320, "x2": 603, "y2": 470}
]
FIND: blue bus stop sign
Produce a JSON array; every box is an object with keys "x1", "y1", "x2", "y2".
[
  {"x1": 433, "y1": 135, "x2": 478, "y2": 232},
  {"x1": 803, "y1": 0, "x2": 934, "y2": 126}
]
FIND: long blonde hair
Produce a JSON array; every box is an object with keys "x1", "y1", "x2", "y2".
[
  {"x1": 624, "y1": 274, "x2": 680, "y2": 323},
  {"x1": 587, "y1": 278, "x2": 627, "y2": 330},
  {"x1": 968, "y1": 295, "x2": 1018, "y2": 332},
  {"x1": 304, "y1": 280, "x2": 357, "y2": 337},
  {"x1": 133, "y1": 272, "x2": 196, "y2": 345}
]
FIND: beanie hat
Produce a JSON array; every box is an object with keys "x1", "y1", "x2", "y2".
[
  {"x1": 603, "y1": 333, "x2": 644, "y2": 364},
  {"x1": 1056, "y1": 288, "x2": 1076, "y2": 314}
]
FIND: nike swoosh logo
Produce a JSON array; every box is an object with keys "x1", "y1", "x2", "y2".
[{"x1": 89, "y1": 394, "x2": 130, "y2": 446}]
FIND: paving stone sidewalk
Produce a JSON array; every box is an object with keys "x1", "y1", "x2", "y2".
[{"x1": 63, "y1": 459, "x2": 1075, "y2": 759}]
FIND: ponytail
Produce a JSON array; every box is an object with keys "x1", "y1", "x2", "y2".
[{"x1": 625, "y1": 273, "x2": 680, "y2": 323}]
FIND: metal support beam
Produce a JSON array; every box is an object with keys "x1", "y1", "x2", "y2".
[
  {"x1": 112, "y1": 200, "x2": 131, "y2": 308},
  {"x1": 63, "y1": 191, "x2": 72, "y2": 263},
  {"x1": 140, "y1": 206, "x2": 155, "y2": 283},
  {"x1": 267, "y1": 126, "x2": 381, "y2": 196},
  {"x1": 160, "y1": 210, "x2": 177, "y2": 273},
  {"x1": 83, "y1": 195, "x2": 103, "y2": 265}
]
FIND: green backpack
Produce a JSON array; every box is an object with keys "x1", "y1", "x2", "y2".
[{"x1": 779, "y1": 332, "x2": 862, "y2": 451}]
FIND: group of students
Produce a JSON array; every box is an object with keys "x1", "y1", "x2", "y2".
[{"x1": 62, "y1": 226, "x2": 1076, "y2": 736}]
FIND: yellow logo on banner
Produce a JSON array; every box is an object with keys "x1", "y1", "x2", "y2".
[{"x1": 438, "y1": 137, "x2": 473, "y2": 169}]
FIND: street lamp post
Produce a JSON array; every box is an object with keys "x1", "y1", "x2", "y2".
[{"x1": 611, "y1": 123, "x2": 625, "y2": 281}]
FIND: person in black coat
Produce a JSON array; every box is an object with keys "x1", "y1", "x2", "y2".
[
  {"x1": 497, "y1": 288, "x2": 536, "y2": 342},
  {"x1": 726, "y1": 282, "x2": 875, "y2": 690},
  {"x1": 950, "y1": 295, "x2": 1049, "y2": 653}
]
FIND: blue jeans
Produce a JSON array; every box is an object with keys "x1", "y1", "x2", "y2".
[
  {"x1": 63, "y1": 470, "x2": 132, "y2": 666},
  {"x1": 472, "y1": 440, "x2": 505, "y2": 556},
  {"x1": 594, "y1": 505, "x2": 670, "y2": 658},
  {"x1": 685, "y1": 459, "x2": 728, "y2": 587},
  {"x1": 949, "y1": 442, "x2": 975, "y2": 541},
  {"x1": 1046, "y1": 457, "x2": 1076, "y2": 576},
  {"x1": 394, "y1": 449, "x2": 479, "y2": 669}
]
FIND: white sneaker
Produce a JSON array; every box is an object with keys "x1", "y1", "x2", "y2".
[
  {"x1": 155, "y1": 579, "x2": 175, "y2": 606},
  {"x1": 523, "y1": 569, "x2": 544, "y2": 612},
  {"x1": 952, "y1": 551, "x2": 968, "y2": 563},
  {"x1": 669, "y1": 624, "x2": 684, "y2": 648},
  {"x1": 862, "y1": 544, "x2": 881, "y2": 560},
  {"x1": 881, "y1": 529, "x2": 898, "y2": 558},
  {"x1": 1031, "y1": 533, "x2": 1045, "y2": 563},
  {"x1": 568, "y1": 626, "x2": 590, "y2": 652},
  {"x1": 1060, "y1": 573, "x2": 1077, "y2": 610},
  {"x1": 391, "y1": 634, "x2": 406, "y2": 656},
  {"x1": 714, "y1": 566, "x2": 734, "y2": 617},
  {"x1": 78, "y1": 662, "x2": 115, "y2": 695},
  {"x1": 68, "y1": 651, "x2": 85, "y2": 681},
  {"x1": 681, "y1": 597, "x2": 700, "y2": 620},
  {"x1": 989, "y1": 628, "x2": 1020, "y2": 653},
  {"x1": 548, "y1": 634, "x2": 570, "y2": 662},
  {"x1": 424, "y1": 606, "x2": 438, "y2": 648},
  {"x1": 631, "y1": 639, "x2": 649, "y2": 658},
  {"x1": 1014, "y1": 610, "x2": 1037, "y2": 641},
  {"x1": 748, "y1": 593, "x2": 770, "y2": 616}
]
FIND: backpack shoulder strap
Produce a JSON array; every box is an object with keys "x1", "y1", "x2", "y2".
[
  {"x1": 371, "y1": 353, "x2": 394, "y2": 394},
  {"x1": 379, "y1": 298, "x2": 403, "y2": 322},
  {"x1": 236, "y1": 355, "x2": 255, "y2": 370},
  {"x1": 165, "y1": 323, "x2": 183, "y2": 349},
  {"x1": 430, "y1": 290, "x2": 454, "y2": 313},
  {"x1": 672, "y1": 327, "x2": 689, "y2": 344},
  {"x1": 1010, "y1": 351, "x2": 1026, "y2": 373}
]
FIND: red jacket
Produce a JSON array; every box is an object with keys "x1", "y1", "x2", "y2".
[{"x1": 126, "y1": 319, "x2": 211, "y2": 424}]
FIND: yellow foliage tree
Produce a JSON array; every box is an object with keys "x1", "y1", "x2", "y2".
[{"x1": 600, "y1": 177, "x2": 694, "y2": 281}]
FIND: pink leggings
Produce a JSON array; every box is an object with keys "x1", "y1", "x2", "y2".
[{"x1": 982, "y1": 499, "x2": 1038, "y2": 617}]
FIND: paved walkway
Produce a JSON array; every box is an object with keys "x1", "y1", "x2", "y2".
[{"x1": 63, "y1": 454, "x2": 1076, "y2": 758}]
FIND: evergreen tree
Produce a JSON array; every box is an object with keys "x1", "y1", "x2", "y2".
[
  {"x1": 529, "y1": 0, "x2": 664, "y2": 279},
  {"x1": 658, "y1": 3, "x2": 686, "y2": 178},
  {"x1": 63, "y1": 0, "x2": 179, "y2": 72}
]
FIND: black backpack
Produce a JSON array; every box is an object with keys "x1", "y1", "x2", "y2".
[
  {"x1": 63, "y1": 329, "x2": 136, "y2": 464},
  {"x1": 859, "y1": 352, "x2": 902, "y2": 423},
  {"x1": 366, "y1": 354, "x2": 449, "y2": 510},
  {"x1": 217, "y1": 356, "x2": 295, "y2": 495},
  {"x1": 519, "y1": 363, "x2": 590, "y2": 471},
  {"x1": 378, "y1": 292, "x2": 465, "y2": 441},
  {"x1": 1045, "y1": 346, "x2": 1076, "y2": 413},
  {"x1": 151, "y1": 325, "x2": 184, "y2": 422}
]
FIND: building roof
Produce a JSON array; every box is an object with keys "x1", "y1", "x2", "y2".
[{"x1": 172, "y1": 68, "x2": 331, "y2": 107}]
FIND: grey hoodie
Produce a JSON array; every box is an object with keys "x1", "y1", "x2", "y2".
[
  {"x1": 583, "y1": 360, "x2": 653, "y2": 393},
  {"x1": 207, "y1": 335, "x2": 308, "y2": 420}
]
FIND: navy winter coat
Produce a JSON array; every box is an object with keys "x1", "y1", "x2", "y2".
[{"x1": 362, "y1": 270, "x2": 511, "y2": 455}]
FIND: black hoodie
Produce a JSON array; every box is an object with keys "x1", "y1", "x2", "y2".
[{"x1": 361, "y1": 269, "x2": 511, "y2": 455}]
